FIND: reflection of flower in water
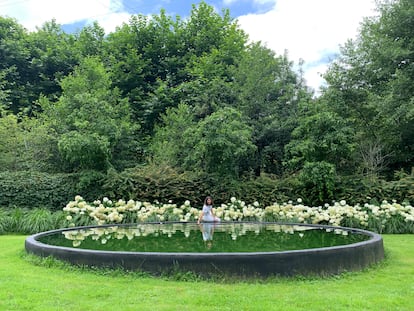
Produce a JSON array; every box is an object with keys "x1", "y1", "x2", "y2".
[
  {"x1": 115, "y1": 233, "x2": 124, "y2": 240},
  {"x1": 62, "y1": 223, "x2": 353, "y2": 248}
]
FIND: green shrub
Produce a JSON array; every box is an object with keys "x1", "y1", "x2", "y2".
[
  {"x1": 0, "y1": 170, "x2": 104, "y2": 210},
  {"x1": 232, "y1": 175, "x2": 291, "y2": 206},
  {"x1": 103, "y1": 165, "x2": 209, "y2": 206},
  {"x1": 334, "y1": 171, "x2": 414, "y2": 206},
  {"x1": 382, "y1": 171, "x2": 414, "y2": 203},
  {"x1": 298, "y1": 161, "x2": 337, "y2": 205}
]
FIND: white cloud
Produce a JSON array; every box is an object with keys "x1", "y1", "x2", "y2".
[
  {"x1": 304, "y1": 63, "x2": 329, "y2": 92},
  {"x1": 1, "y1": 0, "x2": 128, "y2": 31},
  {"x1": 91, "y1": 12, "x2": 131, "y2": 33},
  {"x1": 223, "y1": 0, "x2": 237, "y2": 5},
  {"x1": 237, "y1": 0, "x2": 377, "y2": 92}
]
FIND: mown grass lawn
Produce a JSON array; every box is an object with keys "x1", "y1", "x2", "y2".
[{"x1": 0, "y1": 234, "x2": 413, "y2": 311}]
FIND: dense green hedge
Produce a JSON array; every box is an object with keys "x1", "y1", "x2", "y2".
[
  {"x1": 102, "y1": 166, "x2": 293, "y2": 207},
  {"x1": 334, "y1": 173, "x2": 414, "y2": 206},
  {"x1": 1, "y1": 167, "x2": 413, "y2": 211},
  {"x1": 0, "y1": 171, "x2": 104, "y2": 210},
  {"x1": 103, "y1": 166, "x2": 210, "y2": 206}
]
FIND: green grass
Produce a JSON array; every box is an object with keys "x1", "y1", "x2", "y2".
[{"x1": 0, "y1": 235, "x2": 413, "y2": 311}]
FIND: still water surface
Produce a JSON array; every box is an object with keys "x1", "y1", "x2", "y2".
[{"x1": 38, "y1": 222, "x2": 369, "y2": 253}]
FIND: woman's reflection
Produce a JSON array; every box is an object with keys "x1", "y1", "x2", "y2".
[{"x1": 199, "y1": 222, "x2": 215, "y2": 249}]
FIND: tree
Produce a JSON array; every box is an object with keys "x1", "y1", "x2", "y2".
[
  {"x1": 74, "y1": 21, "x2": 106, "y2": 58},
  {"x1": 322, "y1": 0, "x2": 414, "y2": 175},
  {"x1": 106, "y1": 1, "x2": 248, "y2": 135},
  {"x1": 284, "y1": 104, "x2": 355, "y2": 173},
  {"x1": 184, "y1": 107, "x2": 256, "y2": 178},
  {"x1": 150, "y1": 103, "x2": 195, "y2": 167},
  {"x1": 0, "y1": 17, "x2": 32, "y2": 114},
  {"x1": 25, "y1": 20, "x2": 80, "y2": 115},
  {"x1": 232, "y1": 44, "x2": 311, "y2": 175},
  {"x1": 0, "y1": 110, "x2": 23, "y2": 170},
  {"x1": 40, "y1": 57, "x2": 137, "y2": 172}
]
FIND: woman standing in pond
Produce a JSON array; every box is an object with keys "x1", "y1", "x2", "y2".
[{"x1": 197, "y1": 196, "x2": 220, "y2": 224}]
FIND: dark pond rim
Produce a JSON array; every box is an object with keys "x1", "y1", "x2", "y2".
[{"x1": 25, "y1": 221, "x2": 385, "y2": 277}]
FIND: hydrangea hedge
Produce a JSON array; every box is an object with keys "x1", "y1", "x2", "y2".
[{"x1": 63, "y1": 196, "x2": 414, "y2": 234}]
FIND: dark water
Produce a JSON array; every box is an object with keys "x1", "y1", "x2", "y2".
[{"x1": 38, "y1": 223, "x2": 370, "y2": 253}]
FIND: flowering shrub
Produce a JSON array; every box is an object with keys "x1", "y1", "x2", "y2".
[{"x1": 63, "y1": 196, "x2": 414, "y2": 234}]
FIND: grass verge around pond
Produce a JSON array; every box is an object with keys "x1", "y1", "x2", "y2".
[{"x1": 0, "y1": 235, "x2": 413, "y2": 311}]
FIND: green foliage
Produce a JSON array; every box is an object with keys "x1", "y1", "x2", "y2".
[
  {"x1": 285, "y1": 102, "x2": 356, "y2": 172},
  {"x1": 233, "y1": 44, "x2": 307, "y2": 175},
  {"x1": 20, "y1": 209, "x2": 65, "y2": 234},
  {"x1": 0, "y1": 112, "x2": 22, "y2": 170},
  {"x1": 58, "y1": 131, "x2": 110, "y2": 170},
  {"x1": 333, "y1": 170, "x2": 414, "y2": 206},
  {"x1": 383, "y1": 171, "x2": 414, "y2": 203},
  {"x1": 103, "y1": 165, "x2": 208, "y2": 206},
  {"x1": 322, "y1": 0, "x2": 414, "y2": 174},
  {"x1": 0, "y1": 112, "x2": 60, "y2": 172},
  {"x1": 0, "y1": 208, "x2": 66, "y2": 234},
  {"x1": 1, "y1": 1, "x2": 414, "y2": 212},
  {"x1": 0, "y1": 209, "x2": 10, "y2": 234},
  {"x1": 150, "y1": 103, "x2": 195, "y2": 167},
  {"x1": 0, "y1": 17, "x2": 33, "y2": 114},
  {"x1": 40, "y1": 57, "x2": 137, "y2": 172},
  {"x1": 74, "y1": 21, "x2": 106, "y2": 58},
  {"x1": 184, "y1": 107, "x2": 256, "y2": 177},
  {"x1": 298, "y1": 161, "x2": 337, "y2": 205},
  {"x1": 0, "y1": 171, "x2": 104, "y2": 210}
]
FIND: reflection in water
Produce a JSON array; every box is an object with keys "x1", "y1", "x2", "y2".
[
  {"x1": 35, "y1": 222, "x2": 370, "y2": 253},
  {"x1": 199, "y1": 222, "x2": 215, "y2": 249}
]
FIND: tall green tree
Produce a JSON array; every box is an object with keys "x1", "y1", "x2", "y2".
[
  {"x1": 106, "y1": 11, "x2": 184, "y2": 133},
  {"x1": 106, "y1": 1, "x2": 247, "y2": 135},
  {"x1": 40, "y1": 57, "x2": 137, "y2": 172},
  {"x1": 0, "y1": 17, "x2": 32, "y2": 114},
  {"x1": 28, "y1": 20, "x2": 80, "y2": 106},
  {"x1": 74, "y1": 21, "x2": 106, "y2": 58},
  {"x1": 284, "y1": 101, "x2": 356, "y2": 173},
  {"x1": 322, "y1": 0, "x2": 414, "y2": 175},
  {"x1": 150, "y1": 103, "x2": 195, "y2": 167},
  {"x1": 184, "y1": 107, "x2": 256, "y2": 178},
  {"x1": 233, "y1": 44, "x2": 311, "y2": 175}
]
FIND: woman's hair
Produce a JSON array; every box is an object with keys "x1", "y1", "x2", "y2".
[{"x1": 204, "y1": 196, "x2": 213, "y2": 205}]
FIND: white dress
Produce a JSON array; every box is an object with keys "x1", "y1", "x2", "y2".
[
  {"x1": 201, "y1": 205, "x2": 220, "y2": 222},
  {"x1": 201, "y1": 223, "x2": 214, "y2": 241}
]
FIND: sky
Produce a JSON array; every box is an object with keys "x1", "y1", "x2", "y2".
[{"x1": 1, "y1": 0, "x2": 378, "y2": 94}]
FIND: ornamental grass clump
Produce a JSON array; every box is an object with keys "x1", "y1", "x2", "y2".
[
  {"x1": 0, "y1": 208, "x2": 66, "y2": 234},
  {"x1": 62, "y1": 195, "x2": 414, "y2": 234}
]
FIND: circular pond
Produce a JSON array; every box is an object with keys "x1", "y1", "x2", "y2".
[{"x1": 25, "y1": 222, "x2": 384, "y2": 277}]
